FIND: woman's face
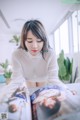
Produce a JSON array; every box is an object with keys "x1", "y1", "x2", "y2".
[{"x1": 25, "y1": 30, "x2": 44, "y2": 56}]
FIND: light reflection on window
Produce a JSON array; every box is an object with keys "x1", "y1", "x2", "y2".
[
  {"x1": 54, "y1": 29, "x2": 60, "y2": 54},
  {"x1": 72, "y1": 11, "x2": 78, "y2": 52},
  {"x1": 54, "y1": 20, "x2": 69, "y2": 54},
  {"x1": 60, "y1": 20, "x2": 69, "y2": 54},
  {"x1": 78, "y1": 10, "x2": 80, "y2": 51}
]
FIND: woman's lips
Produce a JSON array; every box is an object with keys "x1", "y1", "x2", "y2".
[{"x1": 32, "y1": 50, "x2": 38, "y2": 52}]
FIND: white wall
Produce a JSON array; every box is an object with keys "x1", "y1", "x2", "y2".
[
  {"x1": 0, "y1": 0, "x2": 73, "y2": 34},
  {"x1": 0, "y1": 34, "x2": 17, "y2": 63},
  {"x1": 0, "y1": 0, "x2": 75, "y2": 63}
]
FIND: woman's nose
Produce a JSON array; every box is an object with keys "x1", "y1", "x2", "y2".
[{"x1": 32, "y1": 41, "x2": 38, "y2": 48}]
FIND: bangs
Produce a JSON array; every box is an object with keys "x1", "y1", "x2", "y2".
[
  {"x1": 27, "y1": 21, "x2": 47, "y2": 42},
  {"x1": 20, "y1": 19, "x2": 50, "y2": 55}
]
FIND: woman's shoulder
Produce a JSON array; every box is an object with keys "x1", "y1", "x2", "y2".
[
  {"x1": 12, "y1": 48, "x2": 26, "y2": 58},
  {"x1": 44, "y1": 49, "x2": 55, "y2": 59}
]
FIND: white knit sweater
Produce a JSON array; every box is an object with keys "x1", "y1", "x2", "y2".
[
  {"x1": 11, "y1": 48, "x2": 65, "y2": 86},
  {"x1": 0, "y1": 48, "x2": 66, "y2": 100}
]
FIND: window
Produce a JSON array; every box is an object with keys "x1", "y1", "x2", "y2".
[
  {"x1": 72, "y1": 11, "x2": 78, "y2": 52},
  {"x1": 78, "y1": 10, "x2": 80, "y2": 51},
  {"x1": 54, "y1": 29, "x2": 60, "y2": 54},
  {"x1": 54, "y1": 10, "x2": 80, "y2": 55},
  {"x1": 54, "y1": 20, "x2": 69, "y2": 54},
  {"x1": 60, "y1": 20, "x2": 69, "y2": 53}
]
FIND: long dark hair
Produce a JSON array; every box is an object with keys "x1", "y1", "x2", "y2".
[{"x1": 19, "y1": 19, "x2": 50, "y2": 57}]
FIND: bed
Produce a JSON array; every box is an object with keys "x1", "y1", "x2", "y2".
[{"x1": 0, "y1": 83, "x2": 80, "y2": 120}]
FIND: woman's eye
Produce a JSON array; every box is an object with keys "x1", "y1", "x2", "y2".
[
  {"x1": 37, "y1": 40, "x2": 42, "y2": 43},
  {"x1": 27, "y1": 41, "x2": 32, "y2": 43}
]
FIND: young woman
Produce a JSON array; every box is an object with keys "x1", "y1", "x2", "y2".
[
  {"x1": 0, "y1": 19, "x2": 66, "y2": 103},
  {"x1": 11, "y1": 19, "x2": 66, "y2": 92},
  {"x1": 0, "y1": 20, "x2": 79, "y2": 120}
]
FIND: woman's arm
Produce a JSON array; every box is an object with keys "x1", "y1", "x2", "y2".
[
  {"x1": 0, "y1": 51, "x2": 29, "y2": 102},
  {"x1": 11, "y1": 51, "x2": 26, "y2": 83},
  {"x1": 48, "y1": 51, "x2": 67, "y2": 89}
]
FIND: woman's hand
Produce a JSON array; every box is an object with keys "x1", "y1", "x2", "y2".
[
  {"x1": 71, "y1": 90, "x2": 77, "y2": 95},
  {"x1": 67, "y1": 88, "x2": 77, "y2": 95}
]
